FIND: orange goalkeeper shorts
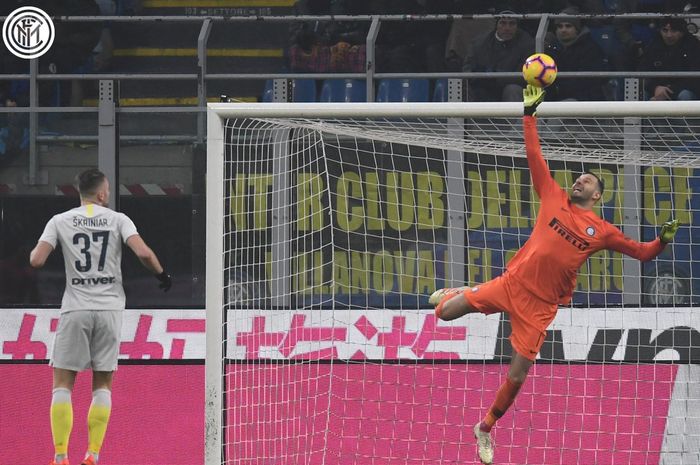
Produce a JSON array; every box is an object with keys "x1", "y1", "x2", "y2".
[{"x1": 461, "y1": 272, "x2": 558, "y2": 361}]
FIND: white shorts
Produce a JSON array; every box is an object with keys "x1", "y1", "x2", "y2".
[{"x1": 50, "y1": 310, "x2": 123, "y2": 372}]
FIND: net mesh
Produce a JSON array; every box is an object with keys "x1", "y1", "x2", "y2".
[
  {"x1": 261, "y1": 116, "x2": 700, "y2": 167},
  {"x1": 216, "y1": 112, "x2": 700, "y2": 465}
]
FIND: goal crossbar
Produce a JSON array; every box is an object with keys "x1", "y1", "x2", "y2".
[{"x1": 208, "y1": 100, "x2": 700, "y2": 119}]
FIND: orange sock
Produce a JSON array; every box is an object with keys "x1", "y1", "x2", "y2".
[{"x1": 480, "y1": 377, "x2": 523, "y2": 432}]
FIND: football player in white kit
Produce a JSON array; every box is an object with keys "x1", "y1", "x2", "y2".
[{"x1": 30, "y1": 169, "x2": 172, "y2": 465}]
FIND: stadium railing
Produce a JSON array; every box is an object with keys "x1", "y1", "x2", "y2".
[{"x1": 1, "y1": 12, "x2": 700, "y2": 188}]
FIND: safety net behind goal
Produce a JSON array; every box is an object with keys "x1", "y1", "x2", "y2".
[{"x1": 206, "y1": 102, "x2": 700, "y2": 465}]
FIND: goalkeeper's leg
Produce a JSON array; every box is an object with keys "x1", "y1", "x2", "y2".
[
  {"x1": 475, "y1": 302, "x2": 550, "y2": 464},
  {"x1": 474, "y1": 353, "x2": 533, "y2": 464},
  {"x1": 431, "y1": 276, "x2": 514, "y2": 321},
  {"x1": 480, "y1": 354, "x2": 532, "y2": 431},
  {"x1": 429, "y1": 287, "x2": 480, "y2": 320}
]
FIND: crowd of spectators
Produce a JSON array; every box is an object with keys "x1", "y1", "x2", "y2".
[
  {"x1": 0, "y1": 0, "x2": 698, "y2": 108},
  {"x1": 287, "y1": 0, "x2": 700, "y2": 103}
]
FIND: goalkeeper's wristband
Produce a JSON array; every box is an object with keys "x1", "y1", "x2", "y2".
[
  {"x1": 524, "y1": 106, "x2": 537, "y2": 117},
  {"x1": 659, "y1": 232, "x2": 674, "y2": 244},
  {"x1": 523, "y1": 85, "x2": 545, "y2": 116}
]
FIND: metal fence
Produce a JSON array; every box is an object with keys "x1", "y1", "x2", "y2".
[{"x1": 0, "y1": 12, "x2": 699, "y2": 190}]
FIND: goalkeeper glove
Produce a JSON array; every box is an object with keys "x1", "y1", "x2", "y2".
[
  {"x1": 659, "y1": 219, "x2": 680, "y2": 244},
  {"x1": 155, "y1": 270, "x2": 172, "y2": 292},
  {"x1": 523, "y1": 85, "x2": 545, "y2": 116}
]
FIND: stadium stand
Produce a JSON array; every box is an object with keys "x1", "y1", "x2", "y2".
[
  {"x1": 105, "y1": 0, "x2": 295, "y2": 105},
  {"x1": 4, "y1": 4, "x2": 700, "y2": 465}
]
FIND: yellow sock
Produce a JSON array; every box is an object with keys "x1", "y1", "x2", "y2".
[
  {"x1": 51, "y1": 388, "x2": 73, "y2": 456},
  {"x1": 87, "y1": 389, "x2": 112, "y2": 454}
]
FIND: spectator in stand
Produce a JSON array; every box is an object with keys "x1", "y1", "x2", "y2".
[
  {"x1": 444, "y1": 2, "x2": 495, "y2": 72},
  {"x1": 545, "y1": 6, "x2": 609, "y2": 101},
  {"x1": 560, "y1": 0, "x2": 641, "y2": 71},
  {"x1": 414, "y1": 0, "x2": 454, "y2": 73},
  {"x1": 462, "y1": 10, "x2": 535, "y2": 102},
  {"x1": 517, "y1": 0, "x2": 569, "y2": 36},
  {"x1": 637, "y1": 17, "x2": 700, "y2": 100},
  {"x1": 287, "y1": 0, "x2": 367, "y2": 74},
  {"x1": 371, "y1": 0, "x2": 449, "y2": 73}
]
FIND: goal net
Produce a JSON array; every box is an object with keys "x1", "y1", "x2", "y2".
[{"x1": 206, "y1": 101, "x2": 700, "y2": 465}]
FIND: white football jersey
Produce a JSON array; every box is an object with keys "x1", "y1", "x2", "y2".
[{"x1": 39, "y1": 203, "x2": 138, "y2": 312}]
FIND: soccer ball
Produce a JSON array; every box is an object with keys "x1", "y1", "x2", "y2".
[{"x1": 522, "y1": 53, "x2": 558, "y2": 88}]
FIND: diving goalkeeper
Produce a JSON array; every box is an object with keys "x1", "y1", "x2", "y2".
[{"x1": 429, "y1": 85, "x2": 680, "y2": 465}]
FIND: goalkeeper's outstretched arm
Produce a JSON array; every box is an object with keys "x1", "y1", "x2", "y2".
[
  {"x1": 522, "y1": 85, "x2": 558, "y2": 198},
  {"x1": 606, "y1": 219, "x2": 680, "y2": 261}
]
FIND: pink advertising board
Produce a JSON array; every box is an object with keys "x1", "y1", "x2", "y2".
[
  {"x1": 226, "y1": 363, "x2": 677, "y2": 465},
  {"x1": 0, "y1": 362, "x2": 674, "y2": 464},
  {"x1": 1, "y1": 364, "x2": 204, "y2": 464},
  {"x1": 0, "y1": 308, "x2": 686, "y2": 464}
]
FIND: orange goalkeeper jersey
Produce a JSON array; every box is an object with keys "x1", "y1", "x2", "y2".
[{"x1": 507, "y1": 116, "x2": 666, "y2": 305}]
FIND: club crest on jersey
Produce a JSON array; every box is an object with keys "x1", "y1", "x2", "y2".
[{"x1": 586, "y1": 226, "x2": 596, "y2": 236}]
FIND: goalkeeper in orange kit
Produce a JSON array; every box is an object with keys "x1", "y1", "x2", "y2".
[{"x1": 429, "y1": 85, "x2": 680, "y2": 465}]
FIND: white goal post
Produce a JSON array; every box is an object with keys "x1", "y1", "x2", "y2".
[{"x1": 206, "y1": 101, "x2": 700, "y2": 465}]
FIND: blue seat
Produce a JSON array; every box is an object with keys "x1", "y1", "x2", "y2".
[
  {"x1": 319, "y1": 79, "x2": 367, "y2": 102},
  {"x1": 432, "y1": 79, "x2": 448, "y2": 102},
  {"x1": 291, "y1": 79, "x2": 316, "y2": 102},
  {"x1": 588, "y1": 26, "x2": 624, "y2": 59},
  {"x1": 603, "y1": 77, "x2": 624, "y2": 101},
  {"x1": 262, "y1": 79, "x2": 274, "y2": 102},
  {"x1": 631, "y1": 23, "x2": 654, "y2": 47},
  {"x1": 262, "y1": 79, "x2": 316, "y2": 102},
  {"x1": 376, "y1": 79, "x2": 430, "y2": 102}
]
